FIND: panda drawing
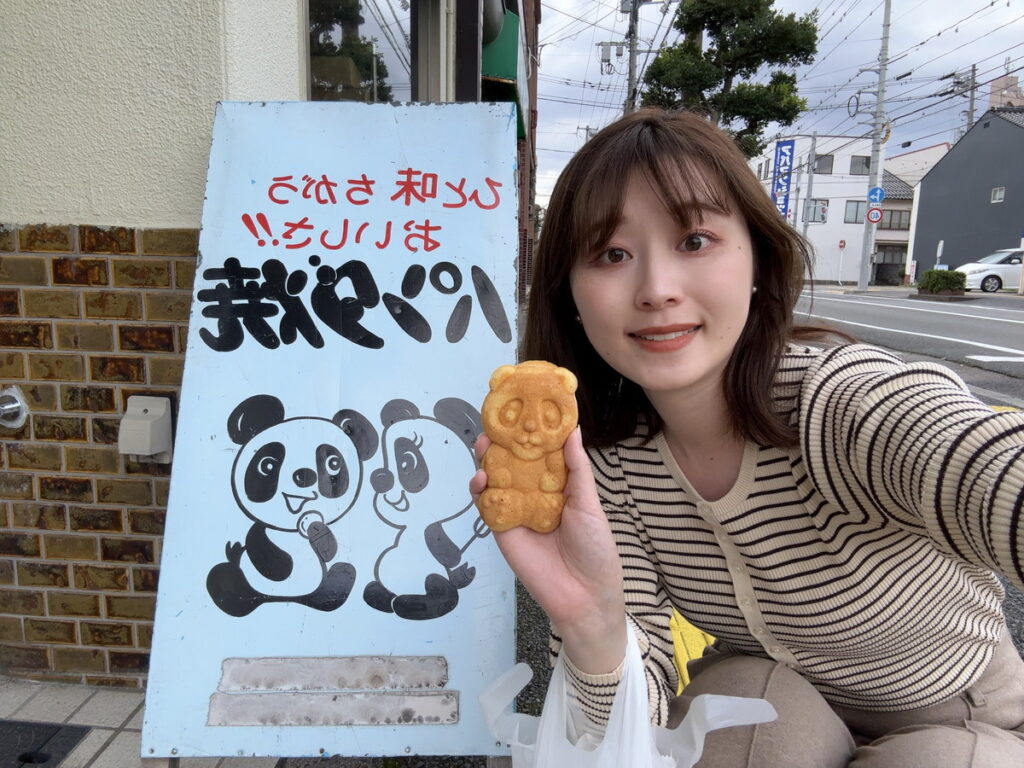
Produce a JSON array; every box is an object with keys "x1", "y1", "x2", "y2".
[
  {"x1": 364, "y1": 398, "x2": 489, "y2": 620},
  {"x1": 206, "y1": 394, "x2": 378, "y2": 617}
]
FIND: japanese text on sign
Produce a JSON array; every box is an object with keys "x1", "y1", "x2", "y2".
[
  {"x1": 196, "y1": 257, "x2": 512, "y2": 352},
  {"x1": 196, "y1": 169, "x2": 512, "y2": 353}
]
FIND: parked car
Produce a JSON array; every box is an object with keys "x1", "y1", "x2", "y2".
[{"x1": 957, "y1": 249, "x2": 1023, "y2": 292}]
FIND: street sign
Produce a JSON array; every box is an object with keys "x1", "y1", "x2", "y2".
[
  {"x1": 867, "y1": 186, "x2": 885, "y2": 204},
  {"x1": 866, "y1": 206, "x2": 883, "y2": 224}
]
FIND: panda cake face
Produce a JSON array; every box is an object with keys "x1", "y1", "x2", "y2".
[{"x1": 233, "y1": 418, "x2": 362, "y2": 532}]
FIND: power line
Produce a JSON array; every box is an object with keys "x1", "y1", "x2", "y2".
[{"x1": 802, "y1": 0, "x2": 883, "y2": 81}]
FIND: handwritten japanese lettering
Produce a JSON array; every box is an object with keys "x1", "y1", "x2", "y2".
[
  {"x1": 263, "y1": 171, "x2": 502, "y2": 211},
  {"x1": 196, "y1": 256, "x2": 511, "y2": 352}
]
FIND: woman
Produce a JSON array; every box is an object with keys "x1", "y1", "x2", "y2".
[{"x1": 472, "y1": 108, "x2": 1024, "y2": 766}]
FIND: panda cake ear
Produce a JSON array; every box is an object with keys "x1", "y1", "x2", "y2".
[
  {"x1": 227, "y1": 395, "x2": 286, "y2": 444},
  {"x1": 334, "y1": 409, "x2": 379, "y2": 460},
  {"x1": 434, "y1": 398, "x2": 482, "y2": 450}
]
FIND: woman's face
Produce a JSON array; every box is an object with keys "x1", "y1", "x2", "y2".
[{"x1": 569, "y1": 171, "x2": 755, "y2": 399}]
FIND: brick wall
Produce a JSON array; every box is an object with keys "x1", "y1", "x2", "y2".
[{"x1": 0, "y1": 223, "x2": 195, "y2": 688}]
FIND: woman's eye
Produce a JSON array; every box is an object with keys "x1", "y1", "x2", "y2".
[
  {"x1": 600, "y1": 247, "x2": 630, "y2": 264},
  {"x1": 681, "y1": 234, "x2": 710, "y2": 252}
]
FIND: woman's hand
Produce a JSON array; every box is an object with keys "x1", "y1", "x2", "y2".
[{"x1": 471, "y1": 428, "x2": 627, "y2": 674}]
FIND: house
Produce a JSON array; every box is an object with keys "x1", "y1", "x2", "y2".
[
  {"x1": 873, "y1": 170, "x2": 915, "y2": 285},
  {"x1": 909, "y1": 107, "x2": 1024, "y2": 271},
  {"x1": 885, "y1": 143, "x2": 950, "y2": 187}
]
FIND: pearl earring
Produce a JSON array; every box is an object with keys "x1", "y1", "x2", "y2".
[{"x1": 751, "y1": 286, "x2": 758, "y2": 294}]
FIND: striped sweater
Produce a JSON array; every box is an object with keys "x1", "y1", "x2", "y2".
[{"x1": 559, "y1": 343, "x2": 1024, "y2": 727}]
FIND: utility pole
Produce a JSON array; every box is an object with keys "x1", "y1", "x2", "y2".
[
  {"x1": 625, "y1": 0, "x2": 639, "y2": 114},
  {"x1": 802, "y1": 132, "x2": 818, "y2": 240},
  {"x1": 857, "y1": 0, "x2": 891, "y2": 291},
  {"x1": 968, "y1": 63, "x2": 977, "y2": 128},
  {"x1": 371, "y1": 39, "x2": 378, "y2": 103}
]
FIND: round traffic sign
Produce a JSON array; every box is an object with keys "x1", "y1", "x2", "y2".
[
  {"x1": 866, "y1": 207, "x2": 883, "y2": 224},
  {"x1": 839, "y1": 239, "x2": 846, "y2": 249}
]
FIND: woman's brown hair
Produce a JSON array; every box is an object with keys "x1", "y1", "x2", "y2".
[{"x1": 523, "y1": 107, "x2": 834, "y2": 449}]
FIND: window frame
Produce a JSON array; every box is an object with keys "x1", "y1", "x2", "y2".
[
  {"x1": 878, "y1": 209, "x2": 910, "y2": 230},
  {"x1": 802, "y1": 198, "x2": 829, "y2": 223},
  {"x1": 844, "y1": 200, "x2": 867, "y2": 223},
  {"x1": 992, "y1": 186, "x2": 1006, "y2": 204},
  {"x1": 850, "y1": 155, "x2": 871, "y2": 175},
  {"x1": 813, "y1": 154, "x2": 834, "y2": 175}
]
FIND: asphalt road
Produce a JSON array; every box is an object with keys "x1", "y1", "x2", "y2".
[{"x1": 796, "y1": 288, "x2": 1024, "y2": 409}]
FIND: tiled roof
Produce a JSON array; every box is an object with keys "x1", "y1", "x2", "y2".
[
  {"x1": 994, "y1": 106, "x2": 1024, "y2": 129},
  {"x1": 881, "y1": 169, "x2": 914, "y2": 199}
]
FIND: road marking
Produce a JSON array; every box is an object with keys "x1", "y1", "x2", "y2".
[
  {"x1": 799, "y1": 294, "x2": 1024, "y2": 324},
  {"x1": 805, "y1": 314, "x2": 1024, "y2": 356},
  {"x1": 966, "y1": 356, "x2": 1024, "y2": 362}
]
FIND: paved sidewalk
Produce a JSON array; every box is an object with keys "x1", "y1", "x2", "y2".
[{"x1": 0, "y1": 676, "x2": 277, "y2": 768}]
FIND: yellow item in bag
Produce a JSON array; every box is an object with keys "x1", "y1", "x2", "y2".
[{"x1": 669, "y1": 610, "x2": 715, "y2": 693}]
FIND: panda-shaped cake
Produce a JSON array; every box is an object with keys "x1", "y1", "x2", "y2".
[{"x1": 206, "y1": 394, "x2": 378, "y2": 617}]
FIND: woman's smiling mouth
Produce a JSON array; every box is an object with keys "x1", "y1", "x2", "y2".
[{"x1": 629, "y1": 324, "x2": 701, "y2": 351}]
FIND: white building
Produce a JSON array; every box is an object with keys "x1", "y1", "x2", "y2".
[
  {"x1": 886, "y1": 143, "x2": 951, "y2": 187},
  {"x1": 753, "y1": 134, "x2": 885, "y2": 284}
]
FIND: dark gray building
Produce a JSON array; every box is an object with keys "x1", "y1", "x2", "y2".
[{"x1": 911, "y1": 107, "x2": 1024, "y2": 270}]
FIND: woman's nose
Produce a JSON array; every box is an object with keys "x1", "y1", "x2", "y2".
[{"x1": 634, "y1": 257, "x2": 682, "y2": 310}]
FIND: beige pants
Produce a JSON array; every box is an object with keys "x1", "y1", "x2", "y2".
[{"x1": 670, "y1": 631, "x2": 1024, "y2": 768}]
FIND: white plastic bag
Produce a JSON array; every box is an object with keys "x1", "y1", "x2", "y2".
[{"x1": 480, "y1": 628, "x2": 777, "y2": 767}]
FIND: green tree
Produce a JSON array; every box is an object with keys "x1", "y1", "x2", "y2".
[
  {"x1": 642, "y1": 0, "x2": 817, "y2": 156},
  {"x1": 310, "y1": 0, "x2": 393, "y2": 103}
]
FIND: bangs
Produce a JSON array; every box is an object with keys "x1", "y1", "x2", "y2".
[{"x1": 565, "y1": 120, "x2": 735, "y2": 258}]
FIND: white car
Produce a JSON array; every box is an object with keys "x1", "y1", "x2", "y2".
[{"x1": 957, "y1": 249, "x2": 1023, "y2": 292}]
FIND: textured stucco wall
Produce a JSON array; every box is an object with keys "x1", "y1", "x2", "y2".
[{"x1": 0, "y1": 1, "x2": 306, "y2": 228}]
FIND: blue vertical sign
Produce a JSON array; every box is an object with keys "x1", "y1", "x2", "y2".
[{"x1": 772, "y1": 139, "x2": 795, "y2": 218}]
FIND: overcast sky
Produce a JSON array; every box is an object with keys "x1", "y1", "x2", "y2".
[{"x1": 534, "y1": 0, "x2": 1024, "y2": 206}]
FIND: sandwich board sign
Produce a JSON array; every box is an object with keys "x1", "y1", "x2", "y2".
[{"x1": 143, "y1": 102, "x2": 518, "y2": 758}]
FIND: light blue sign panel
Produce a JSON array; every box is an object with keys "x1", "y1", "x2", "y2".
[
  {"x1": 143, "y1": 102, "x2": 518, "y2": 758},
  {"x1": 771, "y1": 139, "x2": 795, "y2": 218},
  {"x1": 868, "y1": 186, "x2": 885, "y2": 204}
]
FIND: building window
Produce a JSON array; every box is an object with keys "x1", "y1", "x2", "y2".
[
  {"x1": 850, "y1": 155, "x2": 871, "y2": 175},
  {"x1": 844, "y1": 200, "x2": 867, "y2": 223},
  {"x1": 308, "y1": 0, "x2": 410, "y2": 103},
  {"x1": 757, "y1": 162, "x2": 763, "y2": 179},
  {"x1": 992, "y1": 186, "x2": 1006, "y2": 203},
  {"x1": 878, "y1": 209, "x2": 910, "y2": 230},
  {"x1": 803, "y1": 198, "x2": 829, "y2": 223},
  {"x1": 813, "y1": 154, "x2": 834, "y2": 174},
  {"x1": 764, "y1": 160, "x2": 772, "y2": 180},
  {"x1": 875, "y1": 245, "x2": 907, "y2": 264}
]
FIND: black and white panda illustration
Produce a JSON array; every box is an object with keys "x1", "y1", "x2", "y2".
[
  {"x1": 363, "y1": 398, "x2": 488, "y2": 620},
  {"x1": 207, "y1": 394, "x2": 378, "y2": 617}
]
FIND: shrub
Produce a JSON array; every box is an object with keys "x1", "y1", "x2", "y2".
[{"x1": 917, "y1": 269, "x2": 967, "y2": 293}]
